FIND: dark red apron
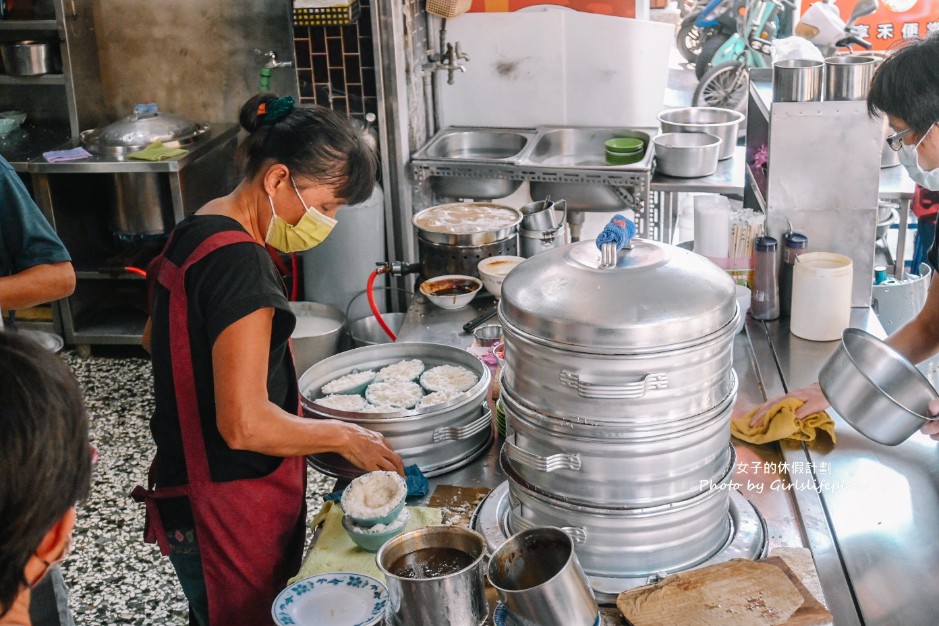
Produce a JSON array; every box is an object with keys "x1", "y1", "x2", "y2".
[{"x1": 133, "y1": 230, "x2": 306, "y2": 625}]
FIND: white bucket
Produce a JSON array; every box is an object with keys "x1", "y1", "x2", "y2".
[{"x1": 790, "y1": 252, "x2": 853, "y2": 341}]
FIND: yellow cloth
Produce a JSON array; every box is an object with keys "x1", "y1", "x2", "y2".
[
  {"x1": 732, "y1": 398, "x2": 836, "y2": 445},
  {"x1": 290, "y1": 501, "x2": 443, "y2": 585},
  {"x1": 127, "y1": 141, "x2": 188, "y2": 161}
]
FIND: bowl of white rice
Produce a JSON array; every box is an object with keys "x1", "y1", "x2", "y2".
[
  {"x1": 420, "y1": 365, "x2": 479, "y2": 393},
  {"x1": 321, "y1": 369, "x2": 376, "y2": 395},
  {"x1": 375, "y1": 359, "x2": 425, "y2": 382},
  {"x1": 341, "y1": 471, "x2": 408, "y2": 527}
]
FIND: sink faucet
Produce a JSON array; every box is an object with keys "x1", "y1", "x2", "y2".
[
  {"x1": 255, "y1": 49, "x2": 294, "y2": 92},
  {"x1": 425, "y1": 40, "x2": 470, "y2": 85}
]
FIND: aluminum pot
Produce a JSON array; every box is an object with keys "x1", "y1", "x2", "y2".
[
  {"x1": 518, "y1": 223, "x2": 568, "y2": 258},
  {"x1": 501, "y1": 318, "x2": 736, "y2": 421},
  {"x1": 377, "y1": 526, "x2": 489, "y2": 626},
  {"x1": 500, "y1": 376, "x2": 736, "y2": 506},
  {"x1": 1, "y1": 40, "x2": 59, "y2": 75},
  {"x1": 80, "y1": 107, "x2": 209, "y2": 158},
  {"x1": 299, "y1": 342, "x2": 492, "y2": 477},
  {"x1": 653, "y1": 132, "x2": 721, "y2": 178},
  {"x1": 657, "y1": 107, "x2": 744, "y2": 160},
  {"x1": 519, "y1": 198, "x2": 567, "y2": 231},
  {"x1": 819, "y1": 328, "x2": 939, "y2": 445},
  {"x1": 503, "y1": 446, "x2": 735, "y2": 577},
  {"x1": 107, "y1": 173, "x2": 175, "y2": 236},
  {"x1": 488, "y1": 527, "x2": 598, "y2": 626}
]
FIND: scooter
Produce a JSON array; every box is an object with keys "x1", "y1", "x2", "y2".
[
  {"x1": 675, "y1": 0, "x2": 738, "y2": 64},
  {"x1": 797, "y1": 0, "x2": 878, "y2": 57},
  {"x1": 694, "y1": 0, "x2": 789, "y2": 80},
  {"x1": 692, "y1": 0, "x2": 877, "y2": 111}
]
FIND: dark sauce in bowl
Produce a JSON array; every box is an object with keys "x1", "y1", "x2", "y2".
[
  {"x1": 388, "y1": 547, "x2": 476, "y2": 579},
  {"x1": 421, "y1": 278, "x2": 479, "y2": 297}
]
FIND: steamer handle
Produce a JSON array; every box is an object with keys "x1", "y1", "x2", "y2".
[
  {"x1": 510, "y1": 509, "x2": 587, "y2": 544},
  {"x1": 504, "y1": 433, "x2": 582, "y2": 473},
  {"x1": 432, "y1": 407, "x2": 492, "y2": 442},
  {"x1": 595, "y1": 214, "x2": 636, "y2": 270},
  {"x1": 559, "y1": 370, "x2": 669, "y2": 399}
]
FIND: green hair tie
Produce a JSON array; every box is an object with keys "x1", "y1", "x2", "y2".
[{"x1": 261, "y1": 96, "x2": 295, "y2": 126}]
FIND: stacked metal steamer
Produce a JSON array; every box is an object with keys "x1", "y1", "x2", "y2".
[{"x1": 497, "y1": 236, "x2": 740, "y2": 584}]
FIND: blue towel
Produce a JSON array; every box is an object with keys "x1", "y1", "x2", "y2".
[
  {"x1": 43, "y1": 147, "x2": 93, "y2": 162},
  {"x1": 324, "y1": 464, "x2": 429, "y2": 503},
  {"x1": 595, "y1": 214, "x2": 636, "y2": 252}
]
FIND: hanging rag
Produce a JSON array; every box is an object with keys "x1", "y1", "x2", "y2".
[
  {"x1": 42, "y1": 147, "x2": 93, "y2": 162},
  {"x1": 128, "y1": 141, "x2": 189, "y2": 161},
  {"x1": 289, "y1": 500, "x2": 443, "y2": 584},
  {"x1": 732, "y1": 398, "x2": 836, "y2": 445},
  {"x1": 324, "y1": 464, "x2": 429, "y2": 503}
]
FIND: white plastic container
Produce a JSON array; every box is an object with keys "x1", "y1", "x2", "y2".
[{"x1": 790, "y1": 252, "x2": 853, "y2": 341}]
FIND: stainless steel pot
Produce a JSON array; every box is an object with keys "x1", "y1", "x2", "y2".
[
  {"x1": 773, "y1": 59, "x2": 824, "y2": 102},
  {"x1": 503, "y1": 445, "x2": 735, "y2": 577},
  {"x1": 488, "y1": 527, "x2": 597, "y2": 626},
  {"x1": 518, "y1": 224, "x2": 568, "y2": 258},
  {"x1": 819, "y1": 328, "x2": 939, "y2": 445},
  {"x1": 1, "y1": 40, "x2": 59, "y2": 76},
  {"x1": 299, "y1": 342, "x2": 492, "y2": 476},
  {"x1": 657, "y1": 107, "x2": 744, "y2": 160},
  {"x1": 501, "y1": 376, "x2": 736, "y2": 506},
  {"x1": 81, "y1": 106, "x2": 209, "y2": 158},
  {"x1": 825, "y1": 55, "x2": 877, "y2": 101},
  {"x1": 377, "y1": 526, "x2": 489, "y2": 626},
  {"x1": 107, "y1": 173, "x2": 175, "y2": 236},
  {"x1": 652, "y1": 132, "x2": 721, "y2": 178}
]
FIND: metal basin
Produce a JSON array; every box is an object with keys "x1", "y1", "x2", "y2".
[
  {"x1": 421, "y1": 128, "x2": 531, "y2": 161},
  {"x1": 523, "y1": 127, "x2": 652, "y2": 170},
  {"x1": 429, "y1": 177, "x2": 522, "y2": 200},
  {"x1": 528, "y1": 182, "x2": 626, "y2": 212}
]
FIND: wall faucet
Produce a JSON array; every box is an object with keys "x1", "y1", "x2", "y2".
[
  {"x1": 424, "y1": 41, "x2": 470, "y2": 85},
  {"x1": 255, "y1": 49, "x2": 294, "y2": 92}
]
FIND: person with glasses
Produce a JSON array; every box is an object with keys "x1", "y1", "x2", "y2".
[
  {"x1": 0, "y1": 332, "x2": 92, "y2": 626},
  {"x1": 135, "y1": 93, "x2": 403, "y2": 626},
  {"x1": 738, "y1": 33, "x2": 939, "y2": 436}
]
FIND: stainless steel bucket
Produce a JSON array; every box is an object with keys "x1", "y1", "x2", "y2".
[
  {"x1": 500, "y1": 375, "x2": 736, "y2": 506},
  {"x1": 657, "y1": 107, "x2": 744, "y2": 161},
  {"x1": 488, "y1": 527, "x2": 597, "y2": 626},
  {"x1": 773, "y1": 59, "x2": 824, "y2": 102},
  {"x1": 377, "y1": 526, "x2": 489, "y2": 626},
  {"x1": 825, "y1": 55, "x2": 877, "y2": 101},
  {"x1": 503, "y1": 446, "x2": 735, "y2": 577},
  {"x1": 518, "y1": 223, "x2": 568, "y2": 258}
]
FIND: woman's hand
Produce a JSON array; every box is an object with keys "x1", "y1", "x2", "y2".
[
  {"x1": 744, "y1": 383, "x2": 829, "y2": 428},
  {"x1": 338, "y1": 423, "x2": 405, "y2": 475},
  {"x1": 921, "y1": 398, "x2": 939, "y2": 440}
]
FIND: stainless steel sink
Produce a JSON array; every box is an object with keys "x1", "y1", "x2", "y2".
[
  {"x1": 414, "y1": 127, "x2": 535, "y2": 163},
  {"x1": 521, "y1": 127, "x2": 653, "y2": 170}
]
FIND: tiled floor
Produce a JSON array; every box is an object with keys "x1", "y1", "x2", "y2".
[{"x1": 60, "y1": 348, "x2": 336, "y2": 625}]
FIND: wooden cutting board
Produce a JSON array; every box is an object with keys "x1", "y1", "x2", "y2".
[
  {"x1": 616, "y1": 557, "x2": 832, "y2": 626},
  {"x1": 427, "y1": 485, "x2": 492, "y2": 528}
]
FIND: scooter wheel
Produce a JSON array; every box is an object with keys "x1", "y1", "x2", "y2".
[
  {"x1": 693, "y1": 61, "x2": 749, "y2": 112},
  {"x1": 676, "y1": 20, "x2": 705, "y2": 64}
]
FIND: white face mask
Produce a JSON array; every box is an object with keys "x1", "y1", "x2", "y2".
[{"x1": 898, "y1": 124, "x2": 939, "y2": 191}]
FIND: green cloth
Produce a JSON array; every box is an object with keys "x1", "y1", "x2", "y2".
[
  {"x1": 127, "y1": 141, "x2": 188, "y2": 161},
  {"x1": 290, "y1": 501, "x2": 443, "y2": 585}
]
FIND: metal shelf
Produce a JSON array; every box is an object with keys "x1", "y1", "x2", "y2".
[
  {"x1": 0, "y1": 19, "x2": 59, "y2": 30},
  {"x1": 0, "y1": 73, "x2": 65, "y2": 85}
]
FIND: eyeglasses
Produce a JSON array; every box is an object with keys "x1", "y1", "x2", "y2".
[{"x1": 886, "y1": 127, "x2": 912, "y2": 151}]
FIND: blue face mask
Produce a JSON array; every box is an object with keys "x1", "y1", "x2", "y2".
[{"x1": 898, "y1": 124, "x2": 939, "y2": 191}]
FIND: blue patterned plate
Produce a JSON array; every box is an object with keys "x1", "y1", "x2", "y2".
[
  {"x1": 272, "y1": 573, "x2": 387, "y2": 626},
  {"x1": 493, "y1": 601, "x2": 601, "y2": 626}
]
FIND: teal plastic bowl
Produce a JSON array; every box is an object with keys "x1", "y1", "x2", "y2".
[
  {"x1": 0, "y1": 117, "x2": 18, "y2": 136},
  {"x1": 342, "y1": 511, "x2": 409, "y2": 552},
  {"x1": 344, "y1": 495, "x2": 406, "y2": 528}
]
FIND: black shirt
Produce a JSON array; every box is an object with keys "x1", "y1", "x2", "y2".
[{"x1": 149, "y1": 215, "x2": 298, "y2": 502}]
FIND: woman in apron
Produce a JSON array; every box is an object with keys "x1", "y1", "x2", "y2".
[{"x1": 134, "y1": 93, "x2": 404, "y2": 625}]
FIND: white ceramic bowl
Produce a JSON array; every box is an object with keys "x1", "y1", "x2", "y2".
[
  {"x1": 477, "y1": 255, "x2": 525, "y2": 298},
  {"x1": 419, "y1": 275, "x2": 482, "y2": 310},
  {"x1": 735, "y1": 284, "x2": 751, "y2": 334}
]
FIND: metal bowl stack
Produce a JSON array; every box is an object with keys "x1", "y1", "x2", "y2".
[{"x1": 497, "y1": 238, "x2": 740, "y2": 578}]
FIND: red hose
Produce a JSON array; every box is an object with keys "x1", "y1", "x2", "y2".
[
  {"x1": 124, "y1": 266, "x2": 147, "y2": 277},
  {"x1": 367, "y1": 268, "x2": 397, "y2": 341}
]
